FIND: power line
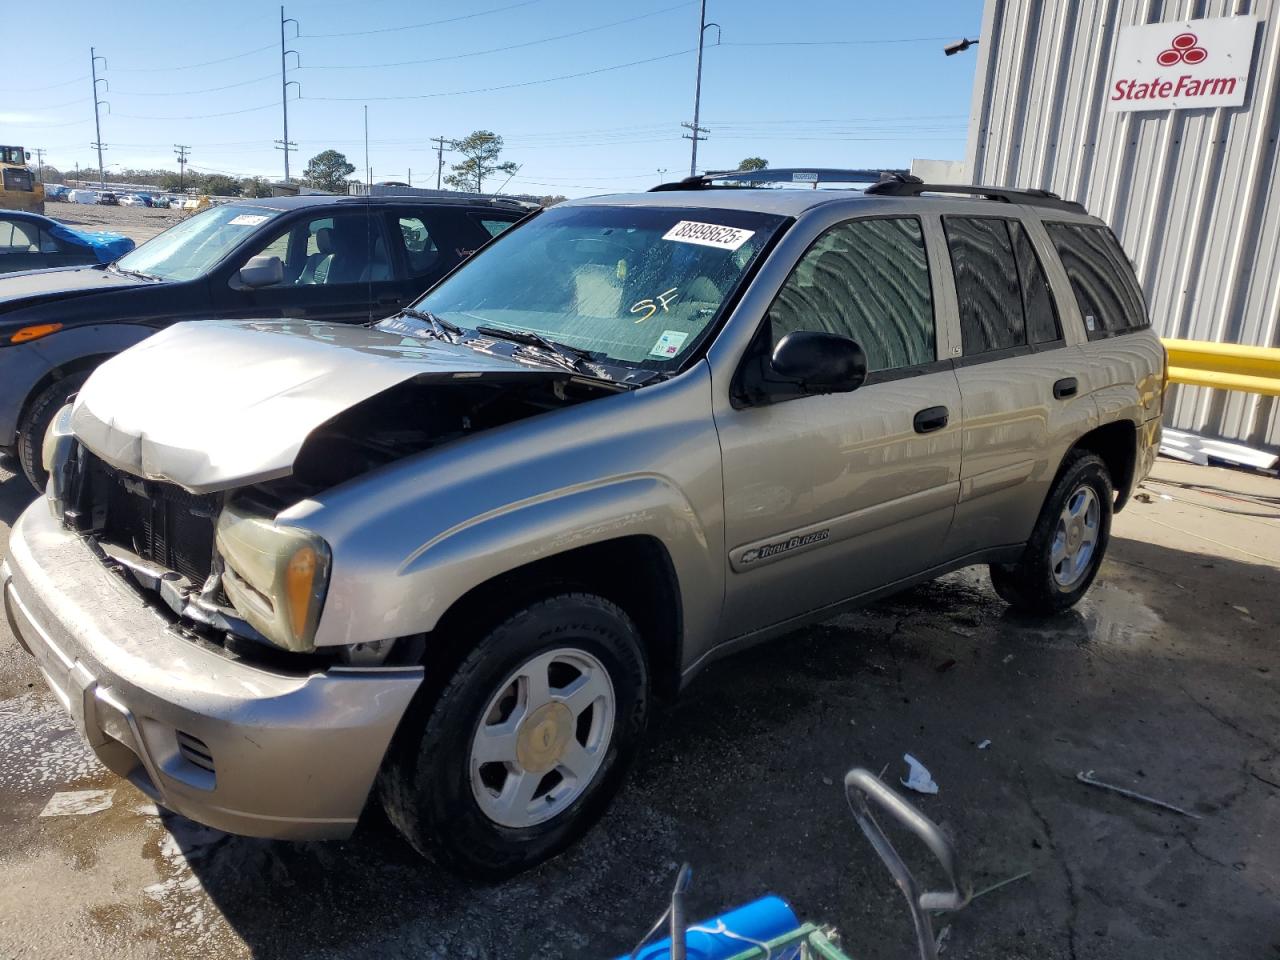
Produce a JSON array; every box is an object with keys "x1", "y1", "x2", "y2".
[
  {"x1": 113, "y1": 72, "x2": 278, "y2": 97},
  {"x1": 111, "y1": 42, "x2": 277, "y2": 73},
  {"x1": 302, "y1": 0, "x2": 544, "y2": 39},
  {"x1": 720, "y1": 36, "x2": 958, "y2": 47},
  {"x1": 308, "y1": 48, "x2": 694, "y2": 102},
  {"x1": 19, "y1": 94, "x2": 86, "y2": 111},
  {"x1": 8, "y1": 74, "x2": 89, "y2": 92},
  {"x1": 303, "y1": 1, "x2": 692, "y2": 69},
  {"x1": 116, "y1": 101, "x2": 283, "y2": 121}
]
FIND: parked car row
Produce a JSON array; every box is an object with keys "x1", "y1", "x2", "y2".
[
  {"x1": 0, "y1": 174, "x2": 1164, "y2": 877},
  {"x1": 46, "y1": 187, "x2": 186, "y2": 207}
]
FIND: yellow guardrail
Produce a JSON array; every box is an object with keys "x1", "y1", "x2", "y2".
[{"x1": 1162, "y1": 338, "x2": 1280, "y2": 397}]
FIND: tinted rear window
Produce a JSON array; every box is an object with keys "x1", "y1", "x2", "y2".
[
  {"x1": 944, "y1": 216, "x2": 1025, "y2": 356},
  {"x1": 1045, "y1": 223, "x2": 1149, "y2": 339}
]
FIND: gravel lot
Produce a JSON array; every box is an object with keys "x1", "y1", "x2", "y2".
[
  {"x1": 0, "y1": 457, "x2": 1277, "y2": 959},
  {"x1": 46, "y1": 200, "x2": 190, "y2": 246}
]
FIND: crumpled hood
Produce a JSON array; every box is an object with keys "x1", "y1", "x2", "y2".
[{"x1": 71, "y1": 318, "x2": 560, "y2": 493}]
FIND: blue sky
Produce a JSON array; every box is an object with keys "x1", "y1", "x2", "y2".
[{"x1": 5, "y1": 0, "x2": 982, "y2": 197}]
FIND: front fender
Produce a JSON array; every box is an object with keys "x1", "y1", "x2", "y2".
[
  {"x1": 0, "y1": 323, "x2": 158, "y2": 444},
  {"x1": 296, "y1": 366, "x2": 725, "y2": 665}
]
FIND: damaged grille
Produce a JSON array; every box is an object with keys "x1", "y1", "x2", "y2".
[{"x1": 90, "y1": 455, "x2": 220, "y2": 585}]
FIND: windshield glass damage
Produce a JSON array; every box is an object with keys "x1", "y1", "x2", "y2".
[{"x1": 386, "y1": 204, "x2": 787, "y2": 372}]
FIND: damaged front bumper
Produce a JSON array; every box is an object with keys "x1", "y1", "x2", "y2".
[{"x1": 2, "y1": 503, "x2": 423, "y2": 840}]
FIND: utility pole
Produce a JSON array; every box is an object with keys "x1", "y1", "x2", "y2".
[
  {"x1": 657, "y1": 167, "x2": 668, "y2": 185},
  {"x1": 34, "y1": 149, "x2": 45, "y2": 182},
  {"x1": 431, "y1": 135, "x2": 452, "y2": 190},
  {"x1": 90, "y1": 47, "x2": 109, "y2": 189},
  {"x1": 364, "y1": 105, "x2": 370, "y2": 189},
  {"x1": 174, "y1": 145, "x2": 190, "y2": 191},
  {"x1": 277, "y1": 6, "x2": 300, "y2": 182},
  {"x1": 684, "y1": 0, "x2": 719, "y2": 177}
]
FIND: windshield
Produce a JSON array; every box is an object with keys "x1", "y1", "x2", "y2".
[
  {"x1": 0, "y1": 147, "x2": 24, "y2": 165},
  {"x1": 115, "y1": 204, "x2": 280, "y2": 281},
  {"x1": 400, "y1": 204, "x2": 786, "y2": 370}
]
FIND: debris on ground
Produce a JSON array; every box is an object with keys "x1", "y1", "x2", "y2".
[
  {"x1": 39, "y1": 789, "x2": 114, "y2": 817},
  {"x1": 977, "y1": 739, "x2": 992, "y2": 750},
  {"x1": 900, "y1": 754, "x2": 939, "y2": 795},
  {"x1": 1076, "y1": 770, "x2": 1202, "y2": 819}
]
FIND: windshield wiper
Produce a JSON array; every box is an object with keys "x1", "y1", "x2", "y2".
[
  {"x1": 109, "y1": 263, "x2": 160, "y2": 281},
  {"x1": 475, "y1": 325, "x2": 594, "y2": 374},
  {"x1": 398, "y1": 307, "x2": 462, "y2": 341}
]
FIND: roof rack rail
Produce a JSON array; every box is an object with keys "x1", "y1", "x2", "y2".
[
  {"x1": 863, "y1": 177, "x2": 1086, "y2": 213},
  {"x1": 650, "y1": 167, "x2": 907, "y2": 192}
]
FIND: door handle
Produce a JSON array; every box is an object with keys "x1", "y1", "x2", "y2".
[
  {"x1": 376, "y1": 294, "x2": 403, "y2": 305},
  {"x1": 1053, "y1": 377, "x2": 1078, "y2": 400},
  {"x1": 913, "y1": 405, "x2": 950, "y2": 434}
]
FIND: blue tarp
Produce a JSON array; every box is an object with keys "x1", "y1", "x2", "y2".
[{"x1": 47, "y1": 222, "x2": 134, "y2": 264}]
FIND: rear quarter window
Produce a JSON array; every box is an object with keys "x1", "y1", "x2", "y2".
[{"x1": 1045, "y1": 223, "x2": 1149, "y2": 340}]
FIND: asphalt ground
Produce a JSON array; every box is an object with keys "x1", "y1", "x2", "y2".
[{"x1": 0, "y1": 457, "x2": 1277, "y2": 959}]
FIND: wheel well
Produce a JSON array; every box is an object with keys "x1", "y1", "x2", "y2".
[
  {"x1": 19, "y1": 354, "x2": 112, "y2": 429},
  {"x1": 1071, "y1": 420, "x2": 1137, "y2": 511},
  {"x1": 421, "y1": 536, "x2": 684, "y2": 703}
]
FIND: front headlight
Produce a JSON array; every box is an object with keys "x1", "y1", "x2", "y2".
[
  {"x1": 42, "y1": 403, "x2": 77, "y2": 515},
  {"x1": 215, "y1": 501, "x2": 332, "y2": 652}
]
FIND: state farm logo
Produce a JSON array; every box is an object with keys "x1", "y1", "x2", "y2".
[{"x1": 1156, "y1": 32, "x2": 1207, "y2": 66}]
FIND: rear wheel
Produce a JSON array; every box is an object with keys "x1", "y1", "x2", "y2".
[
  {"x1": 380, "y1": 593, "x2": 648, "y2": 877},
  {"x1": 989, "y1": 450, "x2": 1113, "y2": 614},
  {"x1": 17, "y1": 371, "x2": 89, "y2": 491}
]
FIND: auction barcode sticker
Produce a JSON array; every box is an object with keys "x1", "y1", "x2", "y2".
[
  {"x1": 228, "y1": 214, "x2": 270, "y2": 226},
  {"x1": 662, "y1": 220, "x2": 755, "y2": 251}
]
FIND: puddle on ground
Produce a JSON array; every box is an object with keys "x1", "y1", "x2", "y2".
[{"x1": 0, "y1": 691, "x2": 106, "y2": 797}]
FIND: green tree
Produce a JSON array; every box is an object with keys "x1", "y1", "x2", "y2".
[
  {"x1": 302, "y1": 150, "x2": 356, "y2": 193},
  {"x1": 737, "y1": 157, "x2": 768, "y2": 171},
  {"x1": 444, "y1": 130, "x2": 517, "y2": 193},
  {"x1": 240, "y1": 176, "x2": 273, "y2": 198},
  {"x1": 199, "y1": 174, "x2": 240, "y2": 197}
]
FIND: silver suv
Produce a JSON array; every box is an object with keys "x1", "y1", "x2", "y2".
[{"x1": 3, "y1": 174, "x2": 1164, "y2": 876}]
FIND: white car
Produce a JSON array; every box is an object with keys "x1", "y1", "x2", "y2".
[
  {"x1": 119, "y1": 194, "x2": 147, "y2": 207},
  {"x1": 67, "y1": 190, "x2": 98, "y2": 204}
]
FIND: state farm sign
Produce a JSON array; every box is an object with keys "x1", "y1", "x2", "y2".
[{"x1": 1108, "y1": 16, "x2": 1258, "y2": 112}]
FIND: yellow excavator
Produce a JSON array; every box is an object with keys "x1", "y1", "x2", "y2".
[{"x1": 0, "y1": 145, "x2": 45, "y2": 214}]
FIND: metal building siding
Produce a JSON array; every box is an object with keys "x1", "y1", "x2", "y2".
[{"x1": 966, "y1": 0, "x2": 1280, "y2": 450}]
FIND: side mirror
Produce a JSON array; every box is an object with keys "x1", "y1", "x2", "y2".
[
  {"x1": 235, "y1": 255, "x2": 284, "y2": 290},
  {"x1": 770, "y1": 330, "x2": 867, "y2": 394}
]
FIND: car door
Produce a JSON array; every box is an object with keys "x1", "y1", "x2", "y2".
[
  {"x1": 220, "y1": 208, "x2": 399, "y2": 324},
  {"x1": 0, "y1": 217, "x2": 48, "y2": 273},
  {"x1": 715, "y1": 214, "x2": 964, "y2": 639},
  {"x1": 384, "y1": 206, "x2": 477, "y2": 304},
  {"x1": 938, "y1": 213, "x2": 1095, "y2": 557}
]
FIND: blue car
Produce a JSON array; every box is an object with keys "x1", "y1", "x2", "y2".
[{"x1": 0, "y1": 209, "x2": 135, "y2": 274}]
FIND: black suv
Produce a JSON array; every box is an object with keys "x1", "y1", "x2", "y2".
[{"x1": 0, "y1": 194, "x2": 530, "y2": 487}]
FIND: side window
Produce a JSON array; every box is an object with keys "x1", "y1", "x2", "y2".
[
  {"x1": 477, "y1": 217, "x2": 515, "y2": 238},
  {"x1": 943, "y1": 217, "x2": 1026, "y2": 356},
  {"x1": 396, "y1": 216, "x2": 440, "y2": 276},
  {"x1": 767, "y1": 216, "x2": 935, "y2": 373},
  {"x1": 1011, "y1": 223, "x2": 1061, "y2": 344},
  {"x1": 1045, "y1": 223, "x2": 1149, "y2": 339},
  {"x1": 0, "y1": 219, "x2": 37, "y2": 252},
  {"x1": 247, "y1": 213, "x2": 386, "y2": 287}
]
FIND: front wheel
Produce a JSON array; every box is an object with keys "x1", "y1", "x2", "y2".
[
  {"x1": 380, "y1": 593, "x2": 648, "y2": 878},
  {"x1": 989, "y1": 450, "x2": 1113, "y2": 615},
  {"x1": 18, "y1": 371, "x2": 89, "y2": 491}
]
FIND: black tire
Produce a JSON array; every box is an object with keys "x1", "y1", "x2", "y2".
[
  {"x1": 379, "y1": 592, "x2": 648, "y2": 878},
  {"x1": 989, "y1": 450, "x2": 1113, "y2": 615},
  {"x1": 17, "y1": 371, "x2": 90, "y2": 491}
]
